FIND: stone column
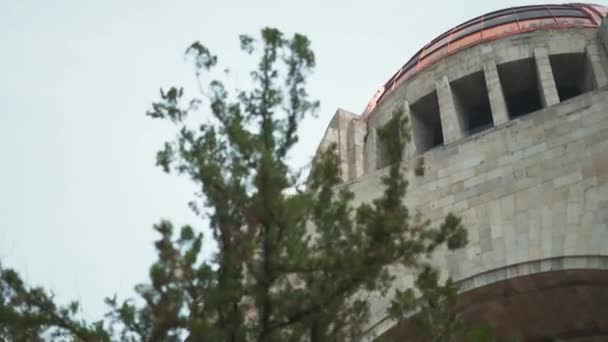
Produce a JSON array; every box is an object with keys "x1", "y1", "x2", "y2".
[
  {"x1": 534, "y1": 48, "x2": 560, "y2": 107},
  {"x1": 436, "y1": 75, "x2": 463, "y2": 144},
  {"x1": 483, "y1": 60, "x2": 510, "y2": 125},
  {"x1": 364, "y1": 128, "x2": 377, "y2": 173},
  {"x1": 585, "y1": 44, "x2": 608, "y2": 89},
  {"x1": 347, "y1": 118, "x2": 367, "y2": 181},
  {"x1": 316, "y1": 109, "x2": 362, "y2": 182},
  {"x1": 402, "y1": 100, "x2": 418, "y2": 161}
]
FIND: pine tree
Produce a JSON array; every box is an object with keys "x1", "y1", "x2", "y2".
[{"x1": 0, "y1": 28, "x2": 483, "y2": 341}]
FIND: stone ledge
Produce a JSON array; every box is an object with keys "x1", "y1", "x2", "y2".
[{"x1": 459, "y1": 255, "x2": 608, "y2": 291}]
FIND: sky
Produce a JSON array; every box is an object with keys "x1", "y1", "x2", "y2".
[{"x1": 2, "y1": 0, "x2": 602, "y2": 322}]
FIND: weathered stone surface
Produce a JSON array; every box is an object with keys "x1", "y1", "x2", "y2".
[
  {"x1": 362, "y1": 88, "x2": 608, "y2": 341},
  {"x1": 313, "y1": 20, "x2": 608, "y2": 341}
]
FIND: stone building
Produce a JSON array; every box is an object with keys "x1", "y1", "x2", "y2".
[{"x1": 313, "y1": 3, "x2": 608, "y2": 340}]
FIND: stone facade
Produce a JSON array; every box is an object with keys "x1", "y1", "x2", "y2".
[{"x1": 314, "y1": 16, "x2": 608, "y2": 341}]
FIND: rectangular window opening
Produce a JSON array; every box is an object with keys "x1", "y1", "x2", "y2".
[
  {"x1": 497, "y1": 58, "x2": 543, "y2": 119},
  {"x1": 410, "y1": 91, "x2": 444, "y2": 154},
  {"x1": 450, "y1": 71, "x2": 494, "y2": 136},
  {"x1": 549, "y1": 53, "x2": 594, "y2": 102}
]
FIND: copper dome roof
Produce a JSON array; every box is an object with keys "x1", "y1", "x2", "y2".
[{"x1": 363, "y1": 3, "x2": 608, "y2": 118}]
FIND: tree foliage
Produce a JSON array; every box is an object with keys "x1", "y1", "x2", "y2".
[{"x1": 0, "y1": 28, "x2": 482, "y2": 341}]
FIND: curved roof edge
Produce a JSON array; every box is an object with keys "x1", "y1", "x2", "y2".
[{"x1": 363, "y1": 3, "x2": 608, "y2": 119}]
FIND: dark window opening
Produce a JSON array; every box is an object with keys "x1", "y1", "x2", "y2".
[
  {"x1": 450, "y1": 71, "x2": 494, "y2": 136},
  {"x1": 410, "y1": 91, "x2": 444, "y2": 154},
  {"x1": 549, "y1": 53, "x2": 594, "y2": 102},
  {"x1": 497, "y1": 58, "x2": 543, "y2": 119}
]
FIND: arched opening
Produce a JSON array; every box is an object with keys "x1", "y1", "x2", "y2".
[{"x1": 382, "y1": 269, "x2": 608, "y2": 341}]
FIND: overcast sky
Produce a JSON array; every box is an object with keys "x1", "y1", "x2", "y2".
[{"x1": 2, "y1": 0, "x2": 600, "y2": 321}]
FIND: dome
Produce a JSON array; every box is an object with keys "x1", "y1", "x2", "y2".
[{"x1": 363, "y1": 3, "x2": 608, "y2": 118}]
